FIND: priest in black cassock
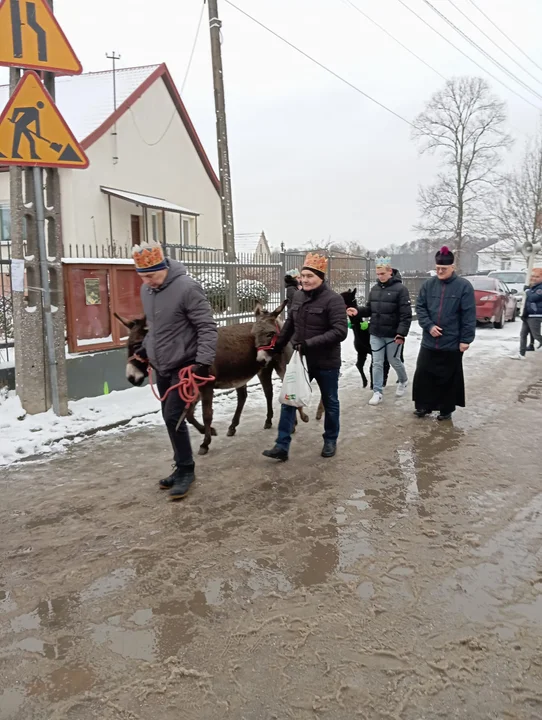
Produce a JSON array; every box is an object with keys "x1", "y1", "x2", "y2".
[{"x1": 412, "y1": 246, "x2": 476, "y2": 421}]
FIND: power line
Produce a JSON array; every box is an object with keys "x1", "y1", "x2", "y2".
[
  {"x1": 130, "y1": 1, "x2": 206, "y2": 147},
  {"x1": 447, "y1": 0, "x2": 542, "y2": 88},
  {"x1": 466, "y1": 0, "x2": 542, "y2": 75},
  {"x1": 338, "y1": 0, "x2": 446, "y2": 80},
  {"x1": 421, "y1": 0, "x2": 542, "y2": 102},
  {"x1": 222, "y1": 0, "x2": 414, "y2": 127},
  {"x1": 395, "y1": 0, "x2": 541, "y2": 111},
  {"x1": 181, "y1": 0, "x2": 206, "y2": 94}
]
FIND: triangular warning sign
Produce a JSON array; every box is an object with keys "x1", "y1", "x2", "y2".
[
  {"x1": 0, "y1": 0, "x2": 82, "y2": 74},
  {"x1": 0, "y1": 71, "x2": 89, "y2": 169}
]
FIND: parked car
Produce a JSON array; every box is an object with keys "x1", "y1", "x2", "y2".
[
  {"x1": 464, "y1": 275, "x2": 518, "y2": 328},
  {"x1": 488, "y1": 270, "x2": 526, "y2": 314}
]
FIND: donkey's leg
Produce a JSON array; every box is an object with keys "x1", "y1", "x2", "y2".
[
  {"x1": 258, "y1": 369, "x2": 274, "y2": 430},
  {"x1": 199, "y1": 388, "x2": 214, "y2": 455},
  {"x1": 316, "y1": 397, "x2": 325, "y2": 421},
  {"x1": 227, "y1": 386, "x2": 248, "y2": 437},
  {"x1": 357, "y1": 352, "x2": 368, "y2": 388}
]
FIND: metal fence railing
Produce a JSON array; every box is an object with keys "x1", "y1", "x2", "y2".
[{"x1": 0, "y1": 241, "x2": 14, "y2": 365}]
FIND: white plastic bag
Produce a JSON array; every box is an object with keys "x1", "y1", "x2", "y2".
[{"x1": 279, "y1": 350, "x2": 312, "y2": 408}]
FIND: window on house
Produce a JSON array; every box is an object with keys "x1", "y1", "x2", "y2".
[
  {"x1": 151, "y1": 212, "x2": 159, "y2": 243},
  {"x1": 501, "y1": 259, "x2": 512, "y2": 271},
  {"x1": 181, "y1": 217, "x2": 192, "y2": 246},
  {"x1": 0, "y1": 204, "x2": 10, "y2": 243}
]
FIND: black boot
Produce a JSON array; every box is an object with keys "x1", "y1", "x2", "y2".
[
  {"x1": 437, "y1": 412, "x2": 453, "y2": 421},
  {"x1": 262, "y1": 446, "x2": 289, "y2": 462},
  {"x1": 321, "y1": 441, "x2": 336, "y2": 458},
  {"x1": 169, "y1": 464, "x2": 196, "y2": 501},
  {"x1": 159, "y1": 465, "x2": 179, "y2": 490},
  {"x1": 413, "y1": 409, "x2": 431, "y2": 418}
]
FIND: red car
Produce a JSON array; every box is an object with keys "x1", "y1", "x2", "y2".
[{"x1": 464, "y1": 276, "x2": 518, "y2": 328}]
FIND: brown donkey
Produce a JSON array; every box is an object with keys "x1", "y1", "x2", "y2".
[{"x1": 116, "y1": 302, "x2": 308, "y2": 455}]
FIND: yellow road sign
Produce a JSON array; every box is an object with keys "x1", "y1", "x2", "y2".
[
  {"x1": 0, "y1": 71, "x2": 89, "y2": 168},
  {"x1": 0, "y1": 0, "x2": 82, "y2": 74}
]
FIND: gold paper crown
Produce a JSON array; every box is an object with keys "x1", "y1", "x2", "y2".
[
  {"x1": 132, "y1": 243, "x2": 166, "y2": 270},
  {"x1": 303, "y1": 252, "x2": 328, "y2": 274}
]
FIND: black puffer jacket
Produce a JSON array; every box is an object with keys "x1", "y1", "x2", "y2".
[
  {"x1": 276, "y1": 282, "x2": 348, "y2": 370},
  {"x1": 356, "y1": 269, "x2": 412, "y2": 338}
]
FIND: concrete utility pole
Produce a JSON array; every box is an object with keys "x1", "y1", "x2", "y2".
[
  {"x1": 207, "y1": 0, "x2": 236, "y2": 261},
  {"x1": 9, "y1": 0, "x2": 69, "y2": 415}
]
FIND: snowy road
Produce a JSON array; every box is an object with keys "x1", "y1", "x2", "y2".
[{"x1": 1, "y1": 323, "x2": 542, "y2": 719}]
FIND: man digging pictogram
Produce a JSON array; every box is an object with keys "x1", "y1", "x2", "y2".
[{"x1": 9, "y1": 100, "x2": 63, "y2": 160}]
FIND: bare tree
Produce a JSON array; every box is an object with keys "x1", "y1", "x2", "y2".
[
  {"x1": 413, "y1": 77, "x2": 513, "y2": 271},
  {"x1": 493, "y1": 132, "x2": 542, "y2": 252}
]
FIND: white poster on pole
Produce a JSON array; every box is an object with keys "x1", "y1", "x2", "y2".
[{"x1": 11, "y1": 259, "x2": 25, "y2": 292}]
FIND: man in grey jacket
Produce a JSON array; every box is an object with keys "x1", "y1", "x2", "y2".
[{"x1": 133, "y1": 243, "x2": 218, "y2": 500}]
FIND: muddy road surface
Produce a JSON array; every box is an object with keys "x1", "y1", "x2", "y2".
[{"x1": 1, "y1": 355, "x2": 542, "y2": 719}]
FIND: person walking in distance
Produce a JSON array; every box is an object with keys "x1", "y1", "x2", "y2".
[
  {"x1": 413, "y1": 246, "x2": 476, "y2": 421},
  {"x1": 263, "y1": 253, "x2": 348, "y2": 461},
  {"x1": 132, "y1": 243, "x2": 218, "y2": 500},
  {"x1": 284, "y1": 268, "x2": 301, "y2": 311},
  {"x1": 346, "y1": 258, "x2": 412, "y2": 406},
  {"x1": 515, "y1": 267, "x2": 542, "y2": 359}
]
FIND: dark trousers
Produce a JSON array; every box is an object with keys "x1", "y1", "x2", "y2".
[
  {"x1": 276, "y1": 368, "x2": 340, "y2": 452},
  {"x1": 520, "y1": 318, "x2": 542, "y2": 355},
  {"x1": 156, "y1": 371, "x2": 194, "y2": 468}
]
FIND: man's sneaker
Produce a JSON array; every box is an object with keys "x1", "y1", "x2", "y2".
[
  {"x1": 526, "y1": 344, "x2": 535, "y2": 352},
  {"x1": 321, "y1": 442, "x2": 336, "y2": 458},
  {"x1": 169, "y1": 465, "x2": 195, "y2": 501},
  {"x1": 159, "y1": 466, "x2": 179, "y2": 490},
  {"x1": 396, "y1": 381, "x2": 408, "y2": 398},
  {"x1": 510, "y1": 353, "x2": 526, "y2": 360},
  {"x1": 368, "y1": 392, "x2": 383, "y2": 406},
  {"x1": 262, "y1": 446, "x2": 289, "y2": 462}
]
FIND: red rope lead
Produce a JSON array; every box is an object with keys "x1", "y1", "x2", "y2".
[
  {"x1": 147, "y1": 365, "x2": 215, "y2": 405},
  {"x1": 257, "y1": 323, "x2": 281, "y2": 352}
]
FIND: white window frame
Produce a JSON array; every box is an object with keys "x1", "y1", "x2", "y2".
[{"x1": 181, "y1": 216, "x2": 193, "y2": 246}]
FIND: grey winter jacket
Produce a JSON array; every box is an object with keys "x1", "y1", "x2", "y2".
[
  {"x1": 416, "y1": 273, "x2": 476, "y2": 351},
  {"x1": 140, "y1": 260, "x2": 218, "y2": 374}
]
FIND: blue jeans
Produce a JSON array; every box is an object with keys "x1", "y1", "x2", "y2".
[
  {"x1": 276, "y1": 368, "x2": 340, "y2": 452},
  {"x1": 370, "y1": 336, "x2": 407, "y2": 394}
]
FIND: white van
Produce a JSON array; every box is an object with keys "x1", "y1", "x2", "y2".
[{"x1": 488, "y1": 270, "x2": 526, "y2": 313}]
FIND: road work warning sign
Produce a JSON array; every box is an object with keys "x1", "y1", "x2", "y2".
[
  {"x1": 0, "y1": 0, "x2": 82, "y2": 74},
  {"x1": 0, "y1": 70, "x2": 89, "y2": 168}
]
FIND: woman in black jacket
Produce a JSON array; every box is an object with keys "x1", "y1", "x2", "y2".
[{"x1": 284, "y1": 269, "x2": 301, "y2": 311}]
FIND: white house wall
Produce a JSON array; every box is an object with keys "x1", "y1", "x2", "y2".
[{"x1": 60, "y1": 77, "x2": 221, "y2": 255}]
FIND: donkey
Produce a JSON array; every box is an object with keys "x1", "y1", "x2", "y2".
[
  {"x1": 315, "y1": 288, "x2": 393, "y2": 421},
  {"x1": 116, "y1": 302, "x2": 308, "y2": 455}
]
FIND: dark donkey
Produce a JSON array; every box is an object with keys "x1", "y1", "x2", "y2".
[
  {"x1": 315, "y1": 288, "x2": 394, "y2": 420},
  {"x1": 116, "y1": 302, "x2": 308, "y2": 455}
]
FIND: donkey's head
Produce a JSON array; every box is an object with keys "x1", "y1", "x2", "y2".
[
  {"x1": 252, "y1": 300, "x2": 287, "y2": 365},
  {"x1": 341, "y1": 288, "x2": 358, "y2": 309},
  {"x1": 114, "y1": 313, "x2": 148, "y2": 386}
]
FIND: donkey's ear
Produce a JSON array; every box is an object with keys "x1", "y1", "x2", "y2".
[
  {"x1": 352, "y1": 288, "x2": 357, "y2": 296},
  {"x1": 114, "y1": 312, "x2": 134, "y2": 329},
  {"x1": 271, "y1": 299, "x2": 287, "y2": 318},
  {"x1": 254, "y1": 303, "x2": 264, "y2": 317}
]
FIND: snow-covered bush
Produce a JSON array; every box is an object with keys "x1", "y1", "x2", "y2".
[
  {"x1": 195, "y1": 271, "x2": 228, "y2": 311},
  {"x1": 236, "y1": 279, "x2": 270, "y2": 312},
  {"x1": 0, "y1": 296, "x2": 13, "y2": 341}
]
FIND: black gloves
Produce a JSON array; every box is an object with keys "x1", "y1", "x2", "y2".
[{"x1": 193, "y1": 364, "x2": 210, "y2": 378}]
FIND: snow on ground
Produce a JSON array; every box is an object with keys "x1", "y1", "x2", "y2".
[{"x1": 0, "y1": 321, "x2": 525, "y2": 467}]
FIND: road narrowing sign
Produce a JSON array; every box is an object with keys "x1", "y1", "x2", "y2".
[
  {"x1": 0, "y1": 70, "x2": 89, "y2": 168},
  {"x1": 0, "y1": 0, "x2": 82, "y2": 74}
]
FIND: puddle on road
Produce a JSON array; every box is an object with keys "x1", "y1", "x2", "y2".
[
  {"x1": 79, "y1": 568, "x2": 136, "y2": 603},
  {"x1": 1, "y1": 635, "x2": 74, "y2": 661},
  {"x1": 0, "y1": 687, "x2": 26, "y2": 719},
  {"x1": 518, "y1": 378, "x2": 542, "y2": 403},
  {"x1": 438, "y1": 492, "x2": 542, "y2": 636},
  {"x1": 27, "y1": 665, "x2": 95, "y2": 702}
]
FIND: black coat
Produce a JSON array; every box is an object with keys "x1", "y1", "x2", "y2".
[
  {"x1": 356, "y1": 270, "x2": 412, "y2": 338},
  {"x1": 416, "y1": 273, "x2": 476, "y2": 351},
  {"x1": 276, "y1": 282, "x2": 348, "y2": 370},
  {"x1": 284, "y1": 276, "x2": 299, "y2": 310}
]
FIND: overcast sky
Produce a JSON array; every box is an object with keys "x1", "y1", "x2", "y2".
[{"x1": 2, "y1": 0, "x2": 542, "y2": 250}]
